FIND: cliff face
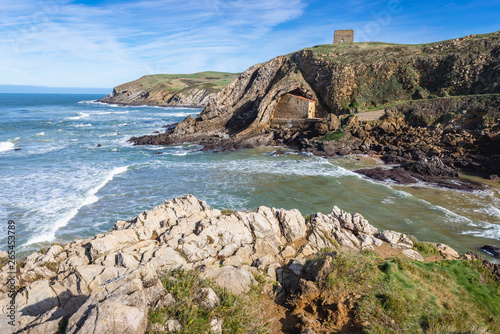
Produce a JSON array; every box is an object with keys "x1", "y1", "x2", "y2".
[
  {"x1": 99, "y1": 72, "x2": 239, "y2": 107},
  {"x1": 131, "y1": 32, "x2": 500, "y2": 180},
  {"x1": 131, "y1": 32, "x2": 499, "y2": 145}
]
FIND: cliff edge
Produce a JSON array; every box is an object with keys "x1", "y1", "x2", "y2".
[
  {"x1": 99, "y1": 72, "x2": 239, "y2": 108},
  {"x1": 1, "y1": 195, "x2": 499, "y2": 333}
]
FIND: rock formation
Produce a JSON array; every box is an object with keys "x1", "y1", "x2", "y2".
[
  {"x1": 0, "y1": 195, "x2": 472, "y2": 334},
  {"x1": 131, "y1": 32, "x2": 500, "y2": 146},
  {"x1": 129, "y1": 33, "x2": 500, "y2": 182},
  {"x1": 99, "y1": 72, "x2": 239, "y2": 108}
]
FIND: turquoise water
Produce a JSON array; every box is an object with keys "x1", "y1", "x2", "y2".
[{"x1": 0, "y1": 93, "x2": 499, "y2": 259}]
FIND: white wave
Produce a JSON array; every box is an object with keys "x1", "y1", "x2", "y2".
[
  {"x1": 381, "y1": 197, "x2": 395, "y2": 204},
  {"x1": 0, "y1": 141, "x2": 15, "y2": 152},
  {"x1": 27, "y1": 144, "x2": 66, "y2": 155},
  {"x1": 35, "y1": 132, "x2": 45, "y2": 136},
  {"x1": 430, "y1": 204, "x2": 475, "y2": 225},
  {"x1": 72, "y1": 123, "x2": 92, "y2": 127},
  {"x1": 157, "y1": 112, "x2": 199, "y2": 117},
  {"x1": 92, "y1": 111, "x2": 130, "y2": 115},
  {"x1": 474, "y1": 205, "x2": 500, "y2": 219},
  {"x1": 143, "y1": 154, "x2": 358, "y2": 178},
  {"x1": 66, "y1": 112, "x2": 90, "y2": 120},
  {"x1": 172, "y1": 151, "x2": 188, "y2": 156},
  {"x1": 460, "y1": 221, "x2": 500, "y2": 240},
  {"x1": 23, "y1": 166, "x2": 128, "y2": 246}
]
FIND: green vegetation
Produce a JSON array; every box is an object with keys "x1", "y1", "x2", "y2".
[
  {"x1": 287, "y1": 32, "x2": 500, "y2": 113},
  {"x1": 317, "y1": 130, "x2": 345, "y2": 141},
  {"x1": 56, "y1": 318, "x2": 68, "y2": 334},
  {"x1": 114, "y1": 71, "x2": 239, "y2": 96},
  {"x1": 147, "y1": 270, "x2": 268, "y2": 333},
  {"x1": 318, "y1": 251, "x2": 500, "y2": 333},
  {"x1": 220, "y1": 209, "x2": 235, "y2": 216},
  {"x1": 324, "y1": 250, "x2": 378, "y2": 292},
  {"x1": 413, "y1": 242, "x2": 439, "y2": 257}
]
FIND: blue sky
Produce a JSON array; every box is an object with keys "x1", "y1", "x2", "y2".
[{"x1": 0, "y1": 0, "x2": 499, "y2": 88}]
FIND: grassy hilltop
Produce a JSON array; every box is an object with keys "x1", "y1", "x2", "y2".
[{"x1": 99, "y1": 71, "x2": 240, "y2": 107}]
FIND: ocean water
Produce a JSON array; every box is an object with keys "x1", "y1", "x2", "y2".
[{"x1": 0, "y1": 93, "x2": 499, "y2": 259}]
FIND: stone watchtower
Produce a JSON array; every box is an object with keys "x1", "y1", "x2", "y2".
[{"x1": 334, "y1": 29, "x2": 354, "y2": 44}]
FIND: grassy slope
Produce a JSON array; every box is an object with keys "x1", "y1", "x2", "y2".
[
  {"x1": 145, "y1": 249, "x2": 500, "y2": 333},
  {"x1": 115, "y1": 71, "x2": 240, "y2": 94}
]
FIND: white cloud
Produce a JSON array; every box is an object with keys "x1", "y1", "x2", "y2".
[{"x1": 0, "y1": 0, "x2": 309, "y2": 87}]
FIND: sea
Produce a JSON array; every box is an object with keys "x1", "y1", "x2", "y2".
[{"x1": 1, "y1": 93, "x2": 499, "y2": 260}]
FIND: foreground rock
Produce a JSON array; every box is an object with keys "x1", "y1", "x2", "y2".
[{"x1": 0, "y1": 195, "x2": 497, "y2": 333}]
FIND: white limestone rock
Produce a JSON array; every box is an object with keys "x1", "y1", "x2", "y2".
[{"x1": 201, "y1": 266, "x2": 255, "y2": 295}]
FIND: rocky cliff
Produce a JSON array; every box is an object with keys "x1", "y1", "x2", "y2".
[
  {"x1": 131, "y1": 32, "x2": 499, "y2": 145},
  {"x1": 99, "y1": 72, "x2": 239, "y2": 107},
  {"x1": 131, "y1": 32, "x2": 500, "y2": 181},
  {"x1": 1, "y1": 195, "x2": 499, "y2": 333}
]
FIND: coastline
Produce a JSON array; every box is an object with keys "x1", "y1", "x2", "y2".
[
  {"x1": 96, "y1": 99, "x2": 206, "y2": 109},
  {"x1": 2, "y1": 195, "x2": 499, "y2": 333}
]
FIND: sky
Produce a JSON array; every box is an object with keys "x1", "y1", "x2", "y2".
[{"x1": 0, "y1": 0, "x2": 499, "y2": 89}]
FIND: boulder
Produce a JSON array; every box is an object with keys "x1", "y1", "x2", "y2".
[
  {"x1": 275, "y1": 209, "x2": 306, "y2": 242},
  {"x1": 402, "y1": 249, "x2": 424, "y2": 262},
  {"x1": 201, "y1": 266, "x2": 255, "y2": 295},
  {"x1": 165, "y1": 320, "x2": 182, "y2": 333},
  {"x1": 66, "y1": 278, "x2": 147, "y2": 334},
  {"x1": 378, "y1": 230, "x2": 402, "y2": 244},
  {"x1": 481, "y1": 245, "x2": 500, "y2": 259},
  {"x1": 196, "y1": 288, "x2": 220, "y2": 309}
]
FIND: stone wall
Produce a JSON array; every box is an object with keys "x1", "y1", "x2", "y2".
[
  {"x1": 273, "y1": 93, "x2": 315, "y2": 119},
  {"x1": 334, "y1": 29, "x2": 354, "y2": 44}
]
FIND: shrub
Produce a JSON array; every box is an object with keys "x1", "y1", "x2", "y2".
[
  {"x1": 413, "y1": 242, "x2": 439, "y2": 257},
  {"x1": 318, "y1": 131, "x2": 345, "y2": 141},
  {"x1": 325, "y1": 251, "x2": 376, "y2": 291},
  {"x1": 220, "y1": 209, "x2": 235, "y2": 216},
  {"x1": 148, "y1": 270, "x2": 268, "y2": 333}
]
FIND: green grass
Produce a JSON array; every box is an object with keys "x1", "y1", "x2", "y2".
[
  {"x1": 317, "y1": 131, "x2": 345, "y2": 141},
  {"x1": 147, "y1": 270, "x2": 268, "y2": 334},
  {"x1": 114, "y1": 72, "x2": 240, "y2": 95},
  {"x1": 413, "y1": 242, "x2": 439, "y2": 257},
  {"x1": 317, "y1": 251, "x2": 500, "y2": 333}
]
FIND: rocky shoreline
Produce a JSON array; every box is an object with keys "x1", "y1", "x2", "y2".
[
  {"x1": 98, "y1": 100, "x2": 204, "y2": 109},
  {"x1": 1, "y1": 195, "x2": 499, "y2": 333},
  {"x1": 131, "y1": 94, "x2": 499, "y2": 191},
  {"x1": 129, "y1": 33, "x2": 500, "y2": 188}
]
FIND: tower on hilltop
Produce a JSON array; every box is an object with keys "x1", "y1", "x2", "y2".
[{"x1": 334, "y1": 30, "x2": 354, "y2": 44}]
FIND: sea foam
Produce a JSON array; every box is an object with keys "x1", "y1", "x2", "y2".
[
  {"x1": 23, "y1": 166, "x2": 129, "y2": 246},
  {"x1": 0, "y1": 141, "x2": 15, "y2": 152}
]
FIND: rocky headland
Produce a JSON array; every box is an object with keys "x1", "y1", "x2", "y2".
[
  {"x1": 130, "y1": 32, "x2": 500, "y2": 186},
  {"x1": 1, "y1": 195, "x2": 500, "y2": 333},
  {"x1": 99, "y1": 72, "x2": 239, "y2": 108}
]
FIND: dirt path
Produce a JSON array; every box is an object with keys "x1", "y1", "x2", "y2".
[{"x1": 354, "y1": 109, "x2": 385, "y2": 122}]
